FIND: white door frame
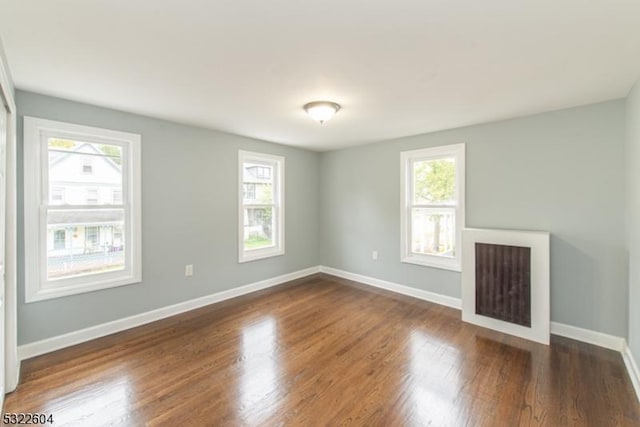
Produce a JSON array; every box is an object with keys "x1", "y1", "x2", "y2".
[{"x1": 0, "y1": 41, "x2": 19, "y2": 393}]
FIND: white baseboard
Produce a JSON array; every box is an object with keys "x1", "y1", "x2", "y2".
[
  {"x1": 319, "y1": 265, "x2": 628, "y2": 351},
  {"x1": 319, "y1": 265, "x2": 462, "y2": 309},
  {"x1": 18, "y1": 266, "x2": 320, "y2": 361},
  {"x1": 549, "y1": 321, "x2": 626, "y2": 351},
  {"x1": 17, "y1": 263, "x2": 637, "y2": 404},
  {"x1": 320, "y1": 265, "x2": 636, "y2": 401},
  {"x1": 622, "y1": 344, "x2": 640, "y2": 403}
]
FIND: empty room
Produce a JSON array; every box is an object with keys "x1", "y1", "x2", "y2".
[{"x1": 0, "y1": 1, "x2": 639, "y2": 425}]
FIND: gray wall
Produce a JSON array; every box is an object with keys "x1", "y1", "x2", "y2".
[
  {"x1": 16, "y1": 90, "x2": 630, "y2": 344},
  {"x1": 320, "y1": 100, "x2": 628, "y2": 337},
  {"x1": 627, "y1": 81, "x2": 640, "y2": 358},
  {"x1": 16, "y1": 90, "x2": 320, "y2": 345}
]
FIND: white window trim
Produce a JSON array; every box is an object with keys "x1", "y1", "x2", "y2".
[
  {"x1": 238, "y1": 150, "x2": 285, "y2": 263},
  {"x1": 400, "y1": 143, "x2": 465, "y2": 272},
  {"x1": 23, "y1": 117, "x2": 142, "y2": 302}
]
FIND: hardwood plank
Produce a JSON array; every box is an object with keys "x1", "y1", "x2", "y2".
[{"x1": 3, "y1": 273, "x2": 639, "y2": 426}]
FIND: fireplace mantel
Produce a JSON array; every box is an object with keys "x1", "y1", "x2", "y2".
[{"x1": 461, "y1": 228, "x2": 550, "y2": 345}]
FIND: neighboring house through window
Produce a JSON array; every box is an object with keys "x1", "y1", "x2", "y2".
[
  {"x1": 51, "y1": 187, "x2": 65, "y2": 204},
  {"x1": 85, "y1": 226, "x2": 99, "y2": 249},
  {"x1": 82, "y1": 156, "x2": 93, "y2": 174},
  {"x1": 243, "y1": 183, "x2": 256, "y2": 200},
  {"x1": 112, "y1": 190, "x2": 122, "y2": 205},
  {"x1": 400, "y1": 143, "x2": 465, "y2": 271},
  {"x1": 85, "y1": 188, "x2": 99, "y2": 204},
  {"x1": 238, "y1": 150, "x2": 284, "y2": 262},
  {"x1": 23, "y1": 117, "x2": 142, "y2": 302},
  {"x1": 53, "y1": 229, "x2": 66, "y2": 250}
]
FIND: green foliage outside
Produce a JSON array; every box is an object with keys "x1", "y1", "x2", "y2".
[
  {"x1": 414, "y1": 159, "x2": 455, "y2": 203},
  {"x1": 48, "y1": 138, "x2": 77, "y2": 149},
  {"x1": 244, "y1": 235, "x2": 273, "y2": 249},
  {"x1": 99, "y1": 144, "x2": 122, "y2": 165},
  {"x1": 414, "y1": 159, "x2": 455, "y2": 252}
]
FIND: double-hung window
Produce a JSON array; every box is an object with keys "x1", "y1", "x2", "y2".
[
  {"x1": 24, "y1": 117, "x2": 142, "y2": 302},
  {"x1": 401, "y1": 143, "x2": 465, "y2": 271},
  {"x1": 238, "y1": 151, "x2": 284, "y2": 262}
]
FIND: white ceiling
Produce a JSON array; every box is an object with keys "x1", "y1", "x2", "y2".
[{"x1": 2, "y1": 1, "x2": 640, "y2": 151}]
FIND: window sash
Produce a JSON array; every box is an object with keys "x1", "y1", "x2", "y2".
[
  {"x1": 408, "y1": 158, "x2": 460, "y2": 207},
  {"x1": 41, "y1": 206, "x2": 133, "y2": 287},
  {"x1": 42, "y1": 132, "x2": 129, "y2": 208},
  {"x1": 408, "y1": 206, "x2": 456, "y2": 258},
  {"x1": 41, "y1": 133, "x2": 133, "y2": 286}
]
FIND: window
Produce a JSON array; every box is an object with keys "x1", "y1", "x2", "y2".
[
  {"x1": 255, "y1": 166, "x2": 271, "y2": 179},
  {"x1": 113, "y1": 227, "x2": 123, "y2": 250},
  {"x1": 82, "y1": 157, "x2": 93, "y2": 174},
  {"x1": 53, "y1": 230, "x2": 66, "y2": 250},
  {"x1": 112, "y1": 190, "x2": 122, "y2": 204},
  {"x1": 238, "y1": 151, "x2": 284, "y2": 262},
  {"x1": 85, "y1": 226, "x2": 100, "y2": 248},
  {"x1": 23, "y1": 117, "x2": 142, "y2": 302},
  {"x1": 243, "y1": 183, "x2": 256, "y2": 200},
  {"x1": 85, "y1": 188, "x2": 99, "y2": 204},
  {"x1": 400, "y1": 144, "x2": 465, "y2": 271},
  {"x1": 51, "y1": 187, "x2": 65, "y2": 204}
]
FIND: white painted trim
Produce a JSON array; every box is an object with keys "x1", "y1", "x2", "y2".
[
  {"x1": 0, "y1": 44, "x2": 15, "y2": 113},
  {"x1": 319, "y1": 265, "x2": 629, "y2": 352},
  {"x1": 0, "y1": 38, "x2": 19, "y2": 394},
  {"x1": 18, "y1": 266, "x2": 320, "y2": 361},
  {"x1": 400, "y1": 143, "x2": 465, "y2": 272},
  {"x1": 23, "y1": 116, "x2": 142, "y2": 302},
  {"x1": 550, "y1": 321, "x2": 626, "y2": 351},
  {"x1": 622, "y1": 344, "x2": 640, "y2": 403},
  {"x1": 319, "y1": 265, "x2": 462, "y2": 309},
  {"x1": 237, "y1": 150, "x2": 285, "y2": 263}
]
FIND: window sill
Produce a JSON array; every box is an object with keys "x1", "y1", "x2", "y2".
[
  {"x1": 401, "y1": 256, "x2": 461, "y2": 272},
  {"x1": 238, "y1": 248, "x2": 285, "y2": 263},
  {"x1": 26, "y1": 274, "x2": 141, "y2": 303}
]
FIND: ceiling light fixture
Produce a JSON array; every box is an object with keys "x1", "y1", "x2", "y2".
[{"x1": 303, "y1": 101, "x2": 341, "y2": 124}]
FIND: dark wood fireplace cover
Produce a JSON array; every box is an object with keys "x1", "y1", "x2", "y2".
[{"x1": 475, "y1": 242, "x2": 531, "y2": 327}]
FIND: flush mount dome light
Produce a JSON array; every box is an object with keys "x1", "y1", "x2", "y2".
[{"x1": 303, "y1": 101, "x2": 341, "y2": 124}]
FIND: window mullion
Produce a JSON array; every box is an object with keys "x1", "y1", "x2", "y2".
[
  {"x1": 410, "y1": 204, "x2": 457, "y2": 209},
  {"x1": 46, "y1": 204, "x2": 127, "y2": 210},
  {"x1": 243, "y1": 203, "x2": 276, "y2": 209}
]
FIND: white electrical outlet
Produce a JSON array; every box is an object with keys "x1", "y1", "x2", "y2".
[
  {"x1": 372, "y1": 250, "x2": 378, "y2": 260},
  {"x1": 185, "y1": 264, "x2": 194, "y2": 277}
]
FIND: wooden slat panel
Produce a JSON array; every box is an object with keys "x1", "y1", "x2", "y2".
[{"x1": 475, "y1": 242, "x2": 531, "y2": 327}]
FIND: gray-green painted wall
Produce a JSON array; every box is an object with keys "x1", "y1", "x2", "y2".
[
  {"x1": 320, "y1": 100, "x2": 628, "y2": 337},
  {"x1": 16, "y1": 91, "x2": 630, "y2": 345},
  {"x1": 16, "y1": 90, "x2": 320, "y2": 345},
  {"x1": 627, "y1": 81, "x2": 640, "y2": 358}
]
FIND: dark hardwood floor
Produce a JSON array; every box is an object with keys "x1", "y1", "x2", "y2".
[{"x1": 4, "y1": 273, "x2": 640, "y2": 426}]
